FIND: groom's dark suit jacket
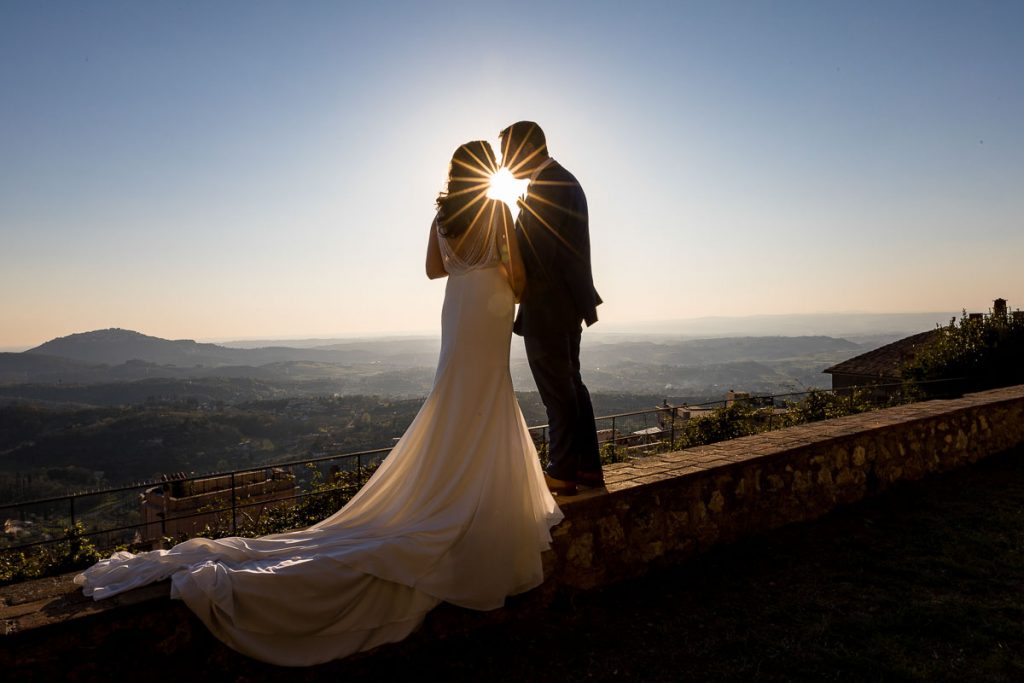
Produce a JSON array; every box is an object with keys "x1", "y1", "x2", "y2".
[{"x1": 513, "y1": 160, "x2": 601, "y2": 337}]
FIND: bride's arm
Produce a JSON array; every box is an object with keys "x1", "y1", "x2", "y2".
[
  {"x1": 425, "y1": 217, "x2": 448, "y2": 279},
  {"x1": 497, "y1": 203, "x2": 526, "y2": 301}
]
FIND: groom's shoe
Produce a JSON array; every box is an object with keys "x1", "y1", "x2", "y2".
[
  {"x1": 577, "y1": 470, "x2": 606, "y2": 488},
  {"x1": 544, "y1": 473, "x2": 578, "y2": 496}
]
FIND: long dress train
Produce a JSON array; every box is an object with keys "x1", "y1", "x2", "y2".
[{"x1": 75, "y1": 230, "x2": 563, "y2": 666}]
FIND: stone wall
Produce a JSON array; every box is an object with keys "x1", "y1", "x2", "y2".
[
  {"x1": 4, "y1": 384, "x2": 1024, "y2": 675},
  {"x1": 548, "y1": 385, "x2": 1024, "y2": 589}
]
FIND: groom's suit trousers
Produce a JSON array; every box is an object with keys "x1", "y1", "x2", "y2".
[
  {"x1": 513, "y1": 157, "x2": 601, "y2": 481},
  {"x1": 524, "y1": 327, "x2": 601, "y2": 481}
]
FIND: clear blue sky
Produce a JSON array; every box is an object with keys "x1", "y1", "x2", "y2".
[{"x1": 2, "y1": 1, "x2": 1022, "y2": 347}]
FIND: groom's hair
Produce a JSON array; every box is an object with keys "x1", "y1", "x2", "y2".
[{"x1": 499, "y1": 121, "x2": 547, "y2": 169}]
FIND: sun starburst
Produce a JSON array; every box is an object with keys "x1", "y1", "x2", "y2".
[{"x1": 487, "y1": 166, "x2": 528, "y2": 208}]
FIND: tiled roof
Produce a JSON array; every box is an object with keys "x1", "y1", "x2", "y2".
[{"x1": 823, "y1": 329, "x2": 943, "y2": 380}]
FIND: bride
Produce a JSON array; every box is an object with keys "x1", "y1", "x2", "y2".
[{"x1": 75, "y1": 140, "x2": 564, "y2": 666}]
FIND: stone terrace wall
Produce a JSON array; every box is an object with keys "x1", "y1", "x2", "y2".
[
  {"x1": 4, "y1": 385, "x2": 1024, "y2": 674},
  {"x1": 549, "y1": 384, "x2": 1024, "y2": 589}
]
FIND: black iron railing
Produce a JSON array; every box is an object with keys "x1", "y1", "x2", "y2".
[{"x1": 0, "y1": 378, "x2": 965, "y2": 557}]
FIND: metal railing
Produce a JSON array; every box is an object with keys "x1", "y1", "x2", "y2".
[{"x1": 0, "y1": 377, "x2": 965, "y2": 558}]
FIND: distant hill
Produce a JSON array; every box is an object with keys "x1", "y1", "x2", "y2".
[
  {"x1": 596, "y1": 312, "x2": 957, "y2": 338},
  {"x1": 583, "y1": 336, "x2": 862, "y2": 367},
  {"x1": 3, "y1": 329, "x2": 442, "y2": 396},
  {"x1": 26, "y1": 328, "x2": 241, "y2": 366},
  {"x1": 3, "y1": 326, "x2": 904, "y2": 402},
  {"x1": 0, "y1": 352, "x2": 101, "y2": 384},
  {"x1": 22, "y1": 328, "x2": 440, "y2": 369}
]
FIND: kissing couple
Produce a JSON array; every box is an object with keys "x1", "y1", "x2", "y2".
[{"x1": 76, "y1": 121, "x2": 603, "y2": 666}]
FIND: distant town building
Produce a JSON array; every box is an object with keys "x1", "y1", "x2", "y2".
[
  {"x1": 2, "y1": 518, "x2": 50, "y2": 547},
  {"x1": 673, "y1": 405, "x2": 715, "y2": 421},
  {"x1": 4, "y1": 518, "x2": 34, "y2": 539},
  {"x1": 629, "y1": 426, "x2": 664, "y2": 442},
  {"x1": 725, "y1": 390, "x2": 750, "y2": 407},
  {"x1": 140, "y1": 468, "x2": 296, "y2": 541},
  {"x1": 994, "y1": 298, "x2": 1008, "y2": 318},
  {"x1": 823, "y1": 329, "x2": 941, "y2": 398}
]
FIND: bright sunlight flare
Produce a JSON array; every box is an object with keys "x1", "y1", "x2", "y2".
[{"x1": 487, "y1": 167, "x2": 529, "y2": 209}]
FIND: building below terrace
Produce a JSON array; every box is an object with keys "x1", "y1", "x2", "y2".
[
  {"x1": 140, "y1": 468, "x2": 296, "y2": 541},
  {"x1": 823, "y1": 329, "x2": 942, "y2": 399},
  {"x1": 824, "y1": 297, "x2": 1018, "y2": 399}
]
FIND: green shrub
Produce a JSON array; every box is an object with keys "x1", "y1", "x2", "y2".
[
  {"x1": 903, "y1": 306, "x2": 1024, "y2": 396},
  {"x1": 0, "y1": 522, "x2": 102, "y2": 586},
  {"x1": 785, "y1": 388, "x2": 872, "y2": 424}
]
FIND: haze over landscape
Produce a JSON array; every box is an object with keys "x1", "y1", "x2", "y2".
[
  {"x1": 0, "y1": 306, "x2": 963, "y2": 396},
  {"x1": 2, "y1": 2, "x2": 1022, "y2": 348}
]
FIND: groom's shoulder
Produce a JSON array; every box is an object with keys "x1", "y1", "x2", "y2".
[
  {"x1": 547, "y1": 160, "x2": 577, "y2": 181},
  {"x1": 540, "y1": 161, "x2": 583, "y2": 194}
]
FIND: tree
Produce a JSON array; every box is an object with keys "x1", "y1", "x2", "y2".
[{"x1": 902, "y1": 304, "x2": 1024, "y2": 396}]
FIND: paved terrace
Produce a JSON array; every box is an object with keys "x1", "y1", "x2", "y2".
[{"x1": 3, "y1": 384, "x2": 1024, "y2": 678}]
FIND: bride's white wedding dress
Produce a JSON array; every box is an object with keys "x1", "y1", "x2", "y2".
[{"x1": 75, "y1": 207, "x2": 564, "y2": 666}]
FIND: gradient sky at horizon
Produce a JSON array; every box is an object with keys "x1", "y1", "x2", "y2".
[{"x1": 2, "y1": 1, "x2": 1022, "y2": 348}]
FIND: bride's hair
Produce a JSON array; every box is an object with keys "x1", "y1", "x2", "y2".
[{"x1": 436, "y1": 140, "x2": 498, "y2": 238}]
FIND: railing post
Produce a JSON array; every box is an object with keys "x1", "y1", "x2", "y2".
[
  {"x1": 230, "y1": 472, "x2": 237, "y2": 534},
  {"x1": 69, "y1": 496, "x2": 75, "y2": 529},
  {"x1": 357, "y1": 453, "x2": 363, "y2": 483},
  {"x1": 611, "y1": 416, "x2": 617, "y2": 460},
  {"x1": 669, "y1": 403, "x2": 676, "y2": 448}
]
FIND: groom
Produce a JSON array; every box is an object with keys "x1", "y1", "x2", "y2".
[{"x1": 499, "y1": 121, "x2": 603, "y2": 496}]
